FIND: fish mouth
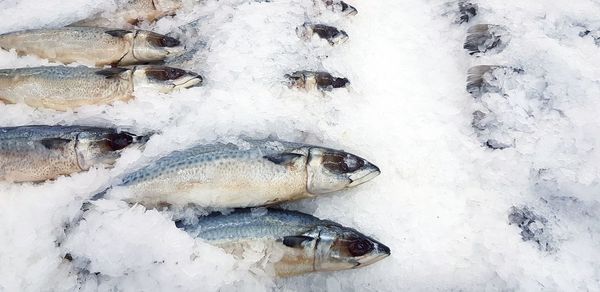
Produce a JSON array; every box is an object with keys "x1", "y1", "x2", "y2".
[
  {"x1": 352, "y1": 243, "x2": 391, "y2": 269},
  {"x1": 348, "y1": 164, "x2": 381, "y2": 187},
  {"x1": 173, "y1": 75, "x2": 203, "y2": 88},
  {"x1": 345, "y1": 8, "x2": 358, "y2": 16},
  {"x1": 165, "y1": 46, "x2": 185, "y2": 58},
  {"x1": 331, "y1": 33, "x2": 349, "y2": 45}
]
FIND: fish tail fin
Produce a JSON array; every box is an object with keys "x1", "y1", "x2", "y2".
[
  {"x1": 60, "y1": 186, "x2": 111, "y2": 242},
  {"x1": 464, "y1": 24, "x2": 510, "y2": 55},
  {"x1": 466, "y1": 65, "x2": 497, "y2": 97}
]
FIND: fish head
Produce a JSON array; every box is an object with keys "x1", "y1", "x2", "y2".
[
  {"x1": 306, "y1": 147, "x2": 380, "y2": 194},
  {"x1": 75, "y1": 131, "x2": 148, "y2": 170},
  {"x1": 314, "y1": 222, "x2": 390, "y2": 271},
  {"x1": 339, "y1": 1, "x2": 358, "y2": 16},
  {"x1": 133, "y1": 66, "x2": 203, "y2": 92},
  {"x1": 133, "y1": 31, "x2": 184, "y2": 61},
  {"x1": 327, "y1": 1, "x2": 358, "y2": 16},
  {"x1": 285, "y1": 71, "x2": 349, "y2": 91},
  {"x1": 314, "y1": 72, "x2": 349, "y2": 90}
]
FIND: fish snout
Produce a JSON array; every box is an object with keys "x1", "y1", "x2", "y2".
[
  {"x1": 348, "y1": 161, "x2": 380, "y2": 187},
  {"x1": 165, "y1": 45, "x2": 185, "y2": 58}
]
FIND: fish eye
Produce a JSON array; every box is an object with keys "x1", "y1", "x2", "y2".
[
  {"x1": 347, "y1": 238, "x2": 374, "y2": 257},
  {"x1": 146, "y1": 67, "x2": 187, "y2": 81},
  {"x1": 322, "y1": 152, "x2": 365, "y2": 174},
  {"x1": 106, "y1": 133, "x2": 134, "y2": 151}
]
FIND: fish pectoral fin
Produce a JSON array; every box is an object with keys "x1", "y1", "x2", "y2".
[
  {"x1": 263, "y1": 153, "x2": 304, "y2": 166},
  {"x1": 105, "y1": 29, "x2": 133, "y2": 38},
  {"x1": 95, "y1": 67, "x2": 130, "y2": 79},
  {"x1": 40, "y1": 138, "x2": 72, "y2": 150},
  {"x1": 282, "y1": 235, "x2": 313, "y2": 248}
]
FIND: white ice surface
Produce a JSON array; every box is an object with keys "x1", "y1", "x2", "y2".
[{"x1": 1, "y1": 0, "x2": 600, "y2": 291}]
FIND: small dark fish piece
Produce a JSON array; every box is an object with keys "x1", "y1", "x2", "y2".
[
  {"x1": 0, "y1": 125, "x2": 148, "y2": 182},
  {"x1": 322, "y1": 0, "x2": 358, "y2": 16},
  {"x1": 464, "y1": 24, "x2": 510, "y2": 55},
  {"x1": 296, "y1": 23, "x2": 349, "y2": 46},
  {"x1": 285, "y1": 71, "x2": 350, "y2": 91},
  {"x1": 457, "y1": 1, "x2": 477, "y2": 24},
  {"x1": 176, "y1": 208, "x2": 390, "y2": 276},
  {"x1": 508, "y1": 206, "x2": 555, "y2": 252}
]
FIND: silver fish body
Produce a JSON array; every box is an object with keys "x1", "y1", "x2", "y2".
[
  {"x1": 0, "y1": 27, "x2": 183, "y2": 66},
  {"x1": 109, "y1": 138, "x2": 380, "y2": 208},
  {"x1": 71, "y1": 0, "x2": 183, "y2": 28},
  {"x1": 176, "y1": 208, "x2": 390, "y2": 277},
  {"x1": 0, "y1": 65, "x2": 202, "y2": 111},
  {"x1": 0, "y1": 125, "x2": 147, "y2": 182}
]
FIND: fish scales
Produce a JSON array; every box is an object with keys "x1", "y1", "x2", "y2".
[
  {"x1": 0, "y1": 28, "x2": 129, "y2": 66},
  {"x1": 0, "y1": 67, "x2": 132, "y2": 110},
  {"x1": 188, "y1": 209, "x2": 321, "y2": 241},
  {"x1": 118, "y1": 140, "x2": 310, "y2": 207}
]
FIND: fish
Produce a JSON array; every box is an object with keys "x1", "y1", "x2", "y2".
[
  {"x1": 285, "y1": 71, "x2": 350, "y2": 91},
  {"x1": 70, "y1": 0, "x2": 184, "y2": 28},
  {"x1": 296, "y1": 23, "x2": 349, "y2": 46},
  {"x1": 0, "y1": 27, "x2": 184, "y2": 66},
  {"x1": 0, "y1": 65, "x2": 202, "y2": 111},
  {"x1": 175, "y1": 208, "x2": 390, "y2": 276},
  {"x1": 0, "y1": 125, "x2": 148, "y2": 182},
  {"x1": 102, "y1": 138, "x2": 380, "y2": 208},
  {"x1": 322, "y1": 0, "x2": 358, "y2": 16},
  {"x1": 464, "y1": 24, "x2": 510, "y2": 55},
  {"x1": 456, "y1": 1, "x2": 478, "y2": 24}
]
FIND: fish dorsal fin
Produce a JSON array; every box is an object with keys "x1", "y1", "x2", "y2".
[
  {"x1": 95, "y1": 67, "x2": 129, "y2": 79},
  {"x1": 40, "y1": 138, "x2": 71, "y2": 150},
  {"x1": 263, "y1": 153, "x2": 304, "y2": 166},
  {"x1": 105, "y1": 29, "x2": 133, "y2": 38},
  {"x1": 282, "y1": 235, "x2": 313, "y2": 248}
]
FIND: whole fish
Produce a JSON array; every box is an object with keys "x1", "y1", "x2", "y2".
[
  {"x1": 71, "y1": 0, "x2": 184, "y2": 28},
  {"x1": 176, "y1": 208, "x2": 390, "y2": 276},
  {"x1": 0, "y1": 65, "x2": 202, "y2": 111},
  {"x1": 285, "y1": 71, "x2": 350, "y2": 91},
  {"x1": 0, "y1": 125, "x2": 147, "y2": 182},
  {"x1": 104, "y1": 138, "x2": 380, "y2": 207},
  {"x1": 296, "y1": 23, "x2": 349, "y2": 46},
  {"x1": 0, "y1": 27, "x2": 183, "y2": 66}
]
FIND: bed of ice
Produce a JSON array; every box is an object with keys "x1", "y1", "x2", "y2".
[{"x1": 1, "y1": 0, "x2": 600, "y2": 291}]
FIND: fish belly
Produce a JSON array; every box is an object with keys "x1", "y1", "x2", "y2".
[
  {"x1": 119, "y1": 158, "x2": 309, "y2": 207},
  {"x1": 213, "y1": 239, "x2": 314, "y2": 277}
]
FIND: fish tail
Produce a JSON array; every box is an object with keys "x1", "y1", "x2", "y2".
[
  {"x1": 466, "y1": 65, "x2": 495, "y2": 97},
  {"x1": 464, "y1": 24, "x2": 510, "y2": 55}
]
